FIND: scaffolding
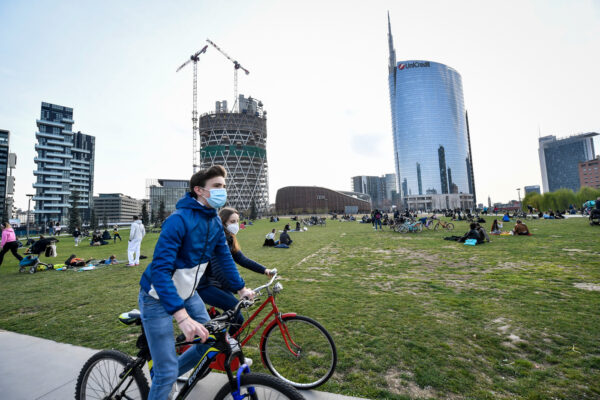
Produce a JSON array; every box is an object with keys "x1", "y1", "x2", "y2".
[{"x1": 199, "y1": 95, "x2": 269, "y2": 213}]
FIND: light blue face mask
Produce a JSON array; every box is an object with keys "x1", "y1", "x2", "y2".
[{"x1": 203, "y1": 188, "x2": 227, "y2": 209}]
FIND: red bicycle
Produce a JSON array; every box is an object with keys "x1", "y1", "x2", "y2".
[{"x1": 208, "y1": 270, "x2": 337, "y2": 390}]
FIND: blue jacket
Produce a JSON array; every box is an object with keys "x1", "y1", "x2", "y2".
[{"x1": 139, "y1": 193, "x2": 244, "y2": 315}]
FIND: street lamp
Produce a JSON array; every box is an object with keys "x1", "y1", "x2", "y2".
[
  {"x1": 26, "y1": 194, "x2": 34, "y2": 242},
  {"x1": 516, "y1": 188, "x2": 522, "y2": 211}
]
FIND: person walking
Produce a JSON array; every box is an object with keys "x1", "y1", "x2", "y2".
[
  {"x1": 54, "y1": 222, "x2": 61, "y2": 236},
  {"x1": 73, "y1": 226, "x2": 82, "y2": 246},
  {"x1": 0, "y1": 222, "x2": 23, "y2": 267},
  {"x1": 127, "y1": 216, "x2": 146, "y2": 266},
  {"x1": 113, "y1": 225, "x2": 122, "y2": 243}
]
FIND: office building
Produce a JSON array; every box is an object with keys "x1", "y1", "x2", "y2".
[
  {"x1": 538, "y1": 132, "x2": 598, "y2": 193},
  {"x1": 275, "y1": 186, "x2": 371, "y2": 215},
  {"x1": 579, "y1": 157, "x2": 600, "y2": 189},
  {"x1": 524, "y1": 185, "x2": 541, "y2": 195},
  {"x1": 147, "y1": 179, "x2": 189, "y2": 216},
  {"x1": 93, "y1": 193, "x2": 143, "y2": 223},
  {"x1": 33, "y1": 102, "x2": 95, "y2": 225},
  {"x1": 199, "y1": 95, "x2": 269, "y2": 213},
  {"x1": 387, "y1": 14, "x2": 475, "y2": 209},
  {"x1": 0, "y1": 130, "x2": 16, "y2": 221}
]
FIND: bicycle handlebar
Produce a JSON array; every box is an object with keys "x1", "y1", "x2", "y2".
[
  {"x1": 252, "y1": 268, "x2": 278, "y2": 294},
  {"x1": 200, "y1": 270, "x2": 280, "y2": 335}
]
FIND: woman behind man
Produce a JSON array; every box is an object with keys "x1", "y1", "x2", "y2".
[
  {"x1": 0, "y1": 222, "x2": 23, "y2": 267},
  {"x1": 197, "y1": 207, "x2": 273, "y2": 333}
]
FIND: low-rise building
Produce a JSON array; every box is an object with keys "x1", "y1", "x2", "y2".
[
  {"x1": 93, "y1": 193, "x2": 143, "y2": 223},
  {"x1": 275, "y1": 186, "x2": 371, "y2": 215},
  {"x1": 579, "y1": 157, "x2": 600, "y2": 189}
]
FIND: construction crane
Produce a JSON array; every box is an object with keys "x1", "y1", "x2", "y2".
[
  {"x1": 176, "y1": 45, "x2": 208, "y2": 174},
  {"x1": 206, "y1": 38, "x2": 250, "y2": 111}
]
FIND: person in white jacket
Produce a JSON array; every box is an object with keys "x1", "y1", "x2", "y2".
[{"x1": 128, "y1": 215, "x2": 146, "y2": 266}]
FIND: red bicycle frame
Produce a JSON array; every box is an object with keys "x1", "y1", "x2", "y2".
[{"x1": 209, "y1": 293, "x2": 299, "y2": 370}]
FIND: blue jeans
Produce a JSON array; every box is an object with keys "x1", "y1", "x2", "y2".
[
  {"x1": 197, "y1": 285, "x2": 243, "y2": 334},
  {"x1": 374, "y1": 219, "x2": 382, "y2": 229},
  {"x1": 138, "y1": 289, "x2": 210, "y2": 400}
]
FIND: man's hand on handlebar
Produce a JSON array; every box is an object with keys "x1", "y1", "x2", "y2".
[
  {"x1": 237, "y1": 287, "x2": 255, "y2": 300},
  {"x1": 174, "y1": 309, "x2": 209, "y2": 343},
  {"x1": 264, "y1": 269, "x2": 275, "y2": 277}
]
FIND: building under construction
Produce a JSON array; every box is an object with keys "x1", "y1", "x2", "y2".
[{"x1": 199, "y1": 95, "x2": 269, "y2": 213}]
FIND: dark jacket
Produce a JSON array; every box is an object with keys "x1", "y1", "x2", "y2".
[
  {"x1": 279, "y1": 231, "x2": 292, "y2": 245},
  {"x1": 140, "y1": 193, "x2": 244, "y2": 315},
  {"x1": 459, "y1": 229, "x2": 483, "y2": 244},
  {"x1": 198, "y1": 235, "x2": 266, "y2": 291}
]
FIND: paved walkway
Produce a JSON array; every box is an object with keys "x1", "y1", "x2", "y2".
[{"x1": 0, "y1": 330, "x2": 366, "y2": 400}]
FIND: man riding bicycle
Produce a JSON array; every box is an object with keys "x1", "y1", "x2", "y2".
[{"x1": 138, "y1": 165, "x2": 254, "y2": 399}]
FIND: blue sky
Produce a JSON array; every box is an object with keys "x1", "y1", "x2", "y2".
[{"x1": 1, "y1": 0, "x2": 599, "y2": 210}]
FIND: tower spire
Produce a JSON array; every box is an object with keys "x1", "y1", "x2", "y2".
[{"x1": 388, "y1": 11, "x2": 396, "y2": 72}]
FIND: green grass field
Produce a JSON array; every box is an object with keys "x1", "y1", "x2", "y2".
[{"x1": 0, "y1": 217, "x2": 599, "y2": 399}]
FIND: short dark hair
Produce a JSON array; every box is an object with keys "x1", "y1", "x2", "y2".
[
  {"x1": 470, "y1": 223, "x2": 477, "y2": 229},
  {"x1": 190, "y1": 165, "x2": 227, "y2": 198},
  {"x1": 516, "y1": 219, "x2": 522, "y2": 224},
  {"x1": 133, "y1": 215, "x2": 139, "y2": 220}
]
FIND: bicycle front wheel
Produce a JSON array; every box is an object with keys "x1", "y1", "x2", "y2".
[
  {"x1": 261, "y1": 315, "x2": 337, "y2": 390},
  {"x1": 445, "y1": 223, "x2": 455, "y2": 231},
  {"x1": 75, "y1": 349, "x2": 149, "y2": 400},
  {"x1": 214, "y1": 372, "x2": 304, "y2": 400}
]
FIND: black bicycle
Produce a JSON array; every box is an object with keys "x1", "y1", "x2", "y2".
[{"x1": 75, "y1": 298, "x2": 304, "y2": 400}]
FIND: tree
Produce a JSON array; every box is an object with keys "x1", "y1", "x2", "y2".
[
  {"x1": 67, "y1": 191, "x2": 81, "y2": 234},
  {"x1": 157, "y1": 201, "x2": 166, "y2": 226},
  {"x1": 249, "y1": 199, "x2": 257, "y2": 220},
  {"x1": 141, "y1": 202, "x2": 149, "y2": 226},
  {"x1": 90, "y1": 208, "x2": 98, "y2": 231},
  {"x1": 102, "y1": 214, "x2": 109, "y2": 229},
  {"x1": 150, "y1": 209, "x2": 156, "y2": 227}
]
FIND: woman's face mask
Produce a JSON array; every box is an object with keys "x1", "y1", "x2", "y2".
[{"x1": 226, "y1": 223, "x2": 240, "y2": 235}]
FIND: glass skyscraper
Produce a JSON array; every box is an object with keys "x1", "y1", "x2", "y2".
[
  {"x1": 538, "y1": 132, "x2": 598, "y2": 193},
  {"x1": 388, "y1": 15, "x2": 475, "y2": 207}
]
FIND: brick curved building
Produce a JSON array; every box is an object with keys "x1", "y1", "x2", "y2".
[{"x1": 275, "y1": 186, "x2": 371, "y2": 215}]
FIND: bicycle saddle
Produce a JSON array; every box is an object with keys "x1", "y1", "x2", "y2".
[{"x1": 119, "y1": 309, "x2": 141, "y2": 325}]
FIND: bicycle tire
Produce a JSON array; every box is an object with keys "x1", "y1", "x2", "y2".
[
  {"x1": 434, "y1": 222, "x2": 441, "y2": 231},
  {"x1": 445, "y1": 223, "x2": 455, "y2": 231},
  {"x1": 75, "y1": 349, "x2": 149, "y2": 400},
  {"x1": 214, "y1": 372, "x2": 304, "y2": 400},
  {"x1": 398, "y1": 225, "x2": 408, "y2": 233},
  {"x1": 261, "y1": 315, "x2": 337, "y2": 390}
]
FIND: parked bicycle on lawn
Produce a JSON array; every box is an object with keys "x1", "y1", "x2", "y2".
[
  {"x1": 433, "y1": 219, "x2": 455, "y2": 231},
  {"x1": 75, "y1": 292, "x2": 304, "y2": 399},
  {"x1": 395, "y1": 219, "x2": 423, "y2": 233},
  {"x1": 204, "y1": 269, "x2": 337, "y2": 390}
]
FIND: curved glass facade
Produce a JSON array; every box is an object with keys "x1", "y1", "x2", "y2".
[{"x1": 389, "y1": 60, "x2": 472, "y2": 198}]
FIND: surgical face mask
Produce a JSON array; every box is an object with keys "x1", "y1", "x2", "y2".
[
  {"x1": 226, "y1": 223, "x2": 240, "y2": 235},
  {"x1": 202, "y1": 188, "x2": 227, "y2": 208}
]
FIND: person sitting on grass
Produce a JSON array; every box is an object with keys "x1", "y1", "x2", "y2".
[
  {"x1": 490, "y1": 219, "x2": 503, "y2": 234},
  {"x1": 502, "y1": 212, "x2": 510, "y2": 222},
  {"x1": 513, "y1": 220, "x2": 530, "y2": 235},
  {"x1": 284, "y1": 223, "x2": 291, "y2": 231},
  {"x1": 263, "y1": 229, "x2": 276, "y2": 246},
  {"x1": 276, "y1": 229, "x2": 293, "y2": 246},
  {"x1": 102, "y1": 229, "x2": 112, "y2": 241},
  {"x1": 459, "y1": 223, "x2": 484, "y2": 244},
  {"x1": 476, "y1": 223, "x2": 491, "y2": 242},
  {"x1": 90, "y1": 230, "x2": 108, "y2": 246}
]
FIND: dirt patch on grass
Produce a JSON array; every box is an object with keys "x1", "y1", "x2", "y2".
[
  {"x1": 385, "y1": 368, "x2": 464, "y2": 399},
  {"x1": 573, "y1": 282, "x2": 600, "y2": 291}
]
